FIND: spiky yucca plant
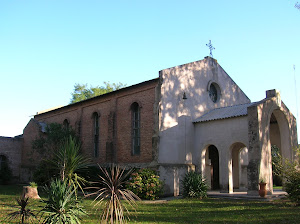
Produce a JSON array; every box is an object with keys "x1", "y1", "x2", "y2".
[
  {"x1": 7, "y1": 197, "x2": 36, "y2": 224},
  {"x1": 49, "y1": 136, "x2": 90, "y2": 196},
  {"x1": 85, "y1": 164, "x2": 140, "y2": 224},
  {"x1": 41, "y1": 179, "x2": 86, "y2": 224}
]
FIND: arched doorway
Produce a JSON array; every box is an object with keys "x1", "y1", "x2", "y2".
[
  {"x1": 260, "y1": 108, "x2": 292, "y2": 194},
  {"x1": 0, "y1": 155, "x2": 11, "y2": 184},
  {"x1": 208, "y1": 145, "x2": 220, "y2": 190},
  {"x1": 269, "y1": 113, "x2": 281, "y2": 187},
  {"x1": 201, "y1": 145, "x2": 220, "y2": 190},
  {"x1": 229, "y1": 143, "x2": 248, "y2": 193},
  {"x1": 0, "y1": 155, "x2": 8, "y2": 170}
]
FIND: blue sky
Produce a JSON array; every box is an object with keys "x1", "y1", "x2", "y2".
[{"x1": 0, "y1": 0, "x2": 299, "y2": 139}]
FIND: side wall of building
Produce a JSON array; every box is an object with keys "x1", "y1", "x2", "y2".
[
  {"x1": 0, "y1": 136, "x2": 23, "y2": 181},
  {"x1": 21, "y1": 119, "x2": 47, "y2": 182},
  {"x1": 25, "y1": 80, "x2": 159, "y2": 168}
]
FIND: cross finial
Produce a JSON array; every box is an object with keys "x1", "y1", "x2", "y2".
[{"x1": 206, "y1": 40, "x2": 215, "y2": 58}]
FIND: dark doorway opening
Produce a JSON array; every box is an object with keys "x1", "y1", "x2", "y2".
[{"x1": 208, "y1": 145, "x2": 220, "y2": 190}]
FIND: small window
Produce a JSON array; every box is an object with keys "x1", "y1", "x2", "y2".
[
  {"x1": 208, "y1": 82, "x2": 221, "y2": 103},
  {"x1": 131, "y1": 103, "x2": 140, "y2": 155},
  {"x1": 93, "y1": 113, "x2": 99, "y2": 157}
]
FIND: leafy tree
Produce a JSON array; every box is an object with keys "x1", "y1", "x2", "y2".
[
  {"x1": 32, "y1": 123, "x2": 78, "y2": 156},
  {"x1": 70, "y1": 82, "x2": 126, "y2": 104},
  {"x1": 33, "y1": 160, "x2": 56, "y2": 186}
]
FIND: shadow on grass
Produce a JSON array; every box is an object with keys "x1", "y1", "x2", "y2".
[
  {"x1": 1, "y1": 186, "x2": 300, "y2": 224},
  {"x1": 129, "y1": 198, "x2": 300, "y2": 224}
]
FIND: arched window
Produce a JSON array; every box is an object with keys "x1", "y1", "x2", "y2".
[
  {"x1": 93, "y1": 113, "x2": 99, "y2": 157},
  {"x1": 209, "y1": 84, "x2": 218, "y2": 102},
  {"x1": 63, "y1": 119, "x2": 70, "y2": 129},
  {"x1": 207, "y1": 81, "x2": 221, "y2": 103},
  {"x1": 131, "y1": 103, "x2": 140, "y2": 155}
]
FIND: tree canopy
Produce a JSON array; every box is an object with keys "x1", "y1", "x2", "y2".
[{"x1": 70, "y1": 82, "x2": 126, "y2": 104}]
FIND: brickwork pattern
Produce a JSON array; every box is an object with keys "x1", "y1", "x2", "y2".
[
  {"x1": 0, "y1": 136, "x2": 22, "y2": 179},
  {"x1": 22, "y1": 119, "x2": 45, "y2": 168},
  {"x1": 29, "y1": 79, "x2": 159, "y2": 167}
]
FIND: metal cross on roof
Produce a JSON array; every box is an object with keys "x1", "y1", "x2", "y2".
[{"x1": 206, "y1": 40, "x2": 215, "y2": 58}]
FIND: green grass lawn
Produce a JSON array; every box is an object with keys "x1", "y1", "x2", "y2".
[{"x1": 1, "y1": 185, "x2": 300, "y2": 224}]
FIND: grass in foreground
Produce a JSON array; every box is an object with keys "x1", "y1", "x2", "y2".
[{"x1": 1, "y1": 185, "x2": 300, "y2": 223}]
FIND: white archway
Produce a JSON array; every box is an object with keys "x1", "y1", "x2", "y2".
[
  {"x1": 228, "y1": 142, "x2": 248, "y2": 193},
  {"x1": 266, "y1": 109, "x2": 293, "y2": 192},
  {"x1": 247, "y1": 95, "x2": 297, "y2": 195}
]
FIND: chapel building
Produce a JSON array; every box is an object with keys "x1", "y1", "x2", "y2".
[{"x1": 0, "y1": 56, "x2": 298, "y2": 196}]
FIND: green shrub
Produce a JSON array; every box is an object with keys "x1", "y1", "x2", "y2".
[
  {"x1": 126, "y1": 168, "x2": 163, "y2": 200},
  {"x1": 273, "y1": 147, "x2": 300, "y2": 205},
  {"x1": 285, "y1": 172, "x2": 300, "y2": 205},
  {"x1": 280, "y1": 159, "x2": 300, "y2": 205},
  {"x1": 182, "y1": 171, "x2": 207, "y2": 199},
  {"x1": 29, "y1": 182, "x2": 38, "y2": 188}
]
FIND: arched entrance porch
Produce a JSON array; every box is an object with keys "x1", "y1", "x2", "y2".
[
  {"x1": 247, "y1": 90, "x2": 297, "y2": 195},
  {"x1": 267, "y1": 110, "x2": 293, "y2": 191}
]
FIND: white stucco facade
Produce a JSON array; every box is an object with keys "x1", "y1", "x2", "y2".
[
  {"x1": 158, "y1": 57, "x2": 250, "y2": 165},
  {"x1": 157, "y1": 57, "x2": 298, "y2": 196}
]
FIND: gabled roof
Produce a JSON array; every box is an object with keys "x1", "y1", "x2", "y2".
[
  {"x1": 35, "y1": 78, "x2": 159, "y2": 117},
  {"x1": 193, "y1": 103, "x2": 255, "y2": 123}
]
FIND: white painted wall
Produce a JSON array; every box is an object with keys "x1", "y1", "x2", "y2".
[
  {"x1": 158, "y1": 57, "x2": 250, "y2": 166},
  {"x1": 194, "y1": 116, "x2": 249, "y2": 192}
]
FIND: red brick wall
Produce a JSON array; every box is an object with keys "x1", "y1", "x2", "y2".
[
  {"x1": 22, "y1": 119, "x2": 45, "y2": 168},
  {"x1": 116, "y1": 87, "x2": 155, "y2": 163},
  {"x1": 0, "y1": 136, "x2": 22, "y2": 179},
  {"x1": 32, "y1": 79, "x2": 159, "y2": 166}
]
